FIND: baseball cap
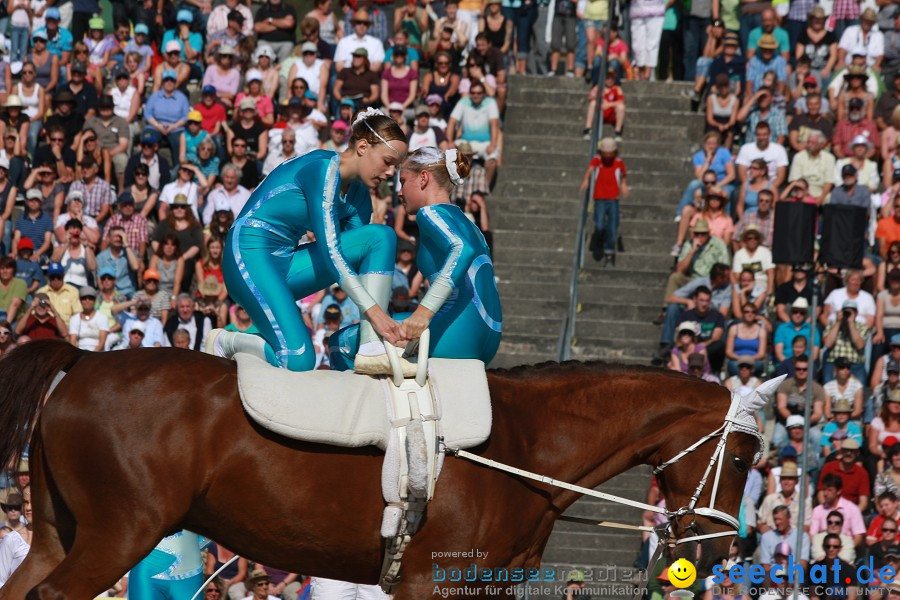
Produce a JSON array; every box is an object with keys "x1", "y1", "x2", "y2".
[
  {"x1": 143, "y1": 269, "x2": 160, "y2": 281},
  {"x1": 786, "y1": 415, "x2": 805, "y2": 429},
  {"x1": 803, "y1": 75, "x2": 817, "y2": 85},
  {"x1": 886, "y1": 546, "x2": 900, "y2": 559},
  {"x1": 323, "y1": 304, "x2": 342, "y2": 321},
  {"x1": 388, "y1": 101, "x2": 404, "y2": 112},
  {"x1": 116, "y1": 191, "x2": 135, "y2": 205},
  {"x1": 140, "y1": 129, "x2": 160, "y2": 144},
  {"x1": 162, "y1": 69, "x2": 177, "y2": 81},
  {"x1": 885, "y1": 436, "x2": 899, "y2": 448},
  {"x1": 889, "y1": 359, "x2": 900, "y2": 374},
  {"x1": 217, "y1": 45, "x2": 236, "y2": 56},
  {"x1": 426, "y1": 94, "x2": 443, "y2": 106},
  {"x1": 71, "y1": 61, "x2": 87, "y2": 74},
  {"x1": 134, "y1": 22, "x2": 149, "y2": 35},
  {"x1": 32, "y1": 30, "x2": 48, "y2": 41},
  {"x1": 65, "y1": 190, "x2": 84, "y2": 204},
  {"x1": 304, "y1": 90, "x2": 318, "y2": 102},
  {"x1": 187, "y1": 110, "x2": 203, "y2": 122},
  {"x1": 332, "y1": 119, "x2": 348, "y2": 131},
  {"x1": 79, "y1": 285, "x2": 98, "y2": 298},
  {"x1": 833, "y1": 356, "x2": 852, "y2": 368},
  {"x1": 113, "y1": 65, "x2": 129, "y2": 80},
  {"x1": 352, "y1": 47, "x2": 368, "y2": 57},
  {"x1": 841, "y1": 299, "x2": 858, "y2": 311},
  {"x1": 288, "y1": 96, "x2": 304, "y2": 108},
  {"x1": 0, "y1": 156, "x2": 10, "y2": 170},
  {"x1": 88, "y1": 16, "x2": 104, "y2": 29},
  {"x1": 774, "y1": 542, "x2": 792, "y2": 557},
  {"x1": 201, "y1": 84, "x2": 217, "y2": 96},
  {"x1": 98, "y1": 266, "x2": 117, "y2": 278},
  {"x1": 45, "y1": 6, "x2": 60, "y2": 19},
  {"x1": 98, "y1": 95, "x2": 114, "y2": 109},
  {"x1": 176, "y1": 8, "x2": 193, "y2": 22},
  {"x1": 25, "y1": 188, "x2": 42, "y2": 201},
  {"x1": 833, "y1": 398, "x2": 852, "y2": 413},
  {"x1": 415, "y1": 105, "x2": 430, "y2": 117},
  {"x1": 301, "y1": 41, "x2": 317, "y2": 53},
  {"x1": 723, "y1": 31, "x2": 739, "y2": 46},
  {"x1": 129, "y1": 319, "x2": 146, "y2": 334},
  {"x1": 780, "y1": 446, "x2": 798, "y2": 457},
  {"x1": 227, "y1": 8, "x2": 244, "y2": 22},
  {"x1": 246, "y1": 69, "x2": 263, "y2": 83},
  {"x1": 16, "y1": 238, "x2": 33, "y2": 250},
  {"x1": 239, "y1": 97, "x2": 255, "y2": 111},
  {"x1": 841, "y1": 164, "x2": 858, "y2": 177},
  {"x1": 47, "y1": 262, "x2": 64, "y2": 276},
  {"x1": 830, "y1": 429, "x2": 849, "y2": 441},
  {"x1": 842, "y1": 438, "x2": 861, "y2": 450},
  {"x1": 165, "y1": 40, "x2": 182, "y2": 54},
  {"x1": 339, "y1": 98, "x2": 355, "y2": 108}
]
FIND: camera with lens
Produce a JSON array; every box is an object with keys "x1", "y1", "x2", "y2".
[
  {"x1": 842, "y1": 309, "x2": 853, "y2": 319},
  {"x1": 38, "y1": 299, "x2": 48, "y2": 308}
]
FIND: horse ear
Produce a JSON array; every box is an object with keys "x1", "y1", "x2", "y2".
[
  {"x1": 739, "y1": 374, "x2": 786, "y2": 415},
  {"x1": 753, "y1": 375, "x2": 787, "y2": 403}
]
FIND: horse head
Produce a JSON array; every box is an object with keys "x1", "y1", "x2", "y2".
[{"x1": 657, "y1": 375, "x2": 784, "y2": 574}]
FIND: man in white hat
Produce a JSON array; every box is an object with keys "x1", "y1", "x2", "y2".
[
  {"x1": 774, "y1": 297, "x2": 820, "y2": 363},
  {"x1": 838, "y1": 7, "x2": 884, "y2": 69}
]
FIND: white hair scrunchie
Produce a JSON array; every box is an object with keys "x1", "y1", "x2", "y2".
[{"x1": 445, "y1": 149, "x2": 464, "y2": 186}]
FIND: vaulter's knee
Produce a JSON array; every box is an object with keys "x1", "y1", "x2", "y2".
[{"x1": 367, "y1": 224, "x2": 396, "y2": 250}]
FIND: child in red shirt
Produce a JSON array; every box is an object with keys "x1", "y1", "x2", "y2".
[
  {"x1": 579, "y1": 137, "x2": 629, "y2": 266},
  {"x1": 583, "y1": 68, "x2": 625, "y2": 141}
]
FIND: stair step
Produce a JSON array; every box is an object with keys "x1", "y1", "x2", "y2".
[
  {"x1": 492, "y1": 212, "x2": 581, "y2": 232},
  {"x1": 622, "y1": 79, "x2": 695, "y2": 94}
]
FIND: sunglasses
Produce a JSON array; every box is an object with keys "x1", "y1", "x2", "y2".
[
  {"x1": 791, "y1": 309, "x2": 807, "y2": 315},
  {"x1": 4, "y1": 504, "x2": 20, "y2": 511},
  {"x1": 172, "y1": 205, "x2": 187, "y2": 210},
  {"x1": 100, "y1": 275, "x2": 115, "y2": 281},
  {"x1": 827, "y1": 520, "x2": 843, "y2": 525},
  {"x1": 21, "y1": 69, "x2": 34, "y2": 74},
  {"x1": 825, "y1": 544, "x2": 842, "y2": 549},
  {"x1": 886, "y1": 528, "x2": 898, "y2": 532},
  {"x1": 50, "y1": 137, "x2": 65, "y2": 143},
  {"x1": 795, "y1": 367, "x2": 808, "y2": 372},
  {"x1": 233, "y1": 143, "x2": 247, "y2": 148},
  {"x1": 135, "y1": 171, "x2": 148, "y2": 176},
  {"x1": 0, "y1": 331, "x2": 10, "y2": 336},
  {"x1": 437, "y1": 60, "x2": 450, "y2": 65},
  {"x1": 81, "y1": 296, "x2": 96, "y2": 301}
]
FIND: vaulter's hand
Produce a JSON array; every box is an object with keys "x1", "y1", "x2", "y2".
[{"x1": 400, "y1": 305, "x2": 434, "y2": 342}]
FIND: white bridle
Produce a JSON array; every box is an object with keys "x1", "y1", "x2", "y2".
[{"x1": 447, "y1": 375, "x2": 784, "y2": 547}]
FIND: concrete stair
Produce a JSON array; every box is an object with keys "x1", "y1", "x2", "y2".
[
  {"x1": 488, "y1": 74, "x2": 589, "y2": 370},
  {"x1": 502, "y1": 78, "x2": 703, "y2": 599}
]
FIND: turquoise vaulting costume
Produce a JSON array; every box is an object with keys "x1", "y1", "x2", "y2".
[
  {"x1": 223, "y1": 149, "x2": 396, "y2": 371},
  {"x1": 128, "y1": 531, "x2": 207, "y2": 599},
  {"x1": 330, "y1": 202, "x2": 502, "y2": 367}
]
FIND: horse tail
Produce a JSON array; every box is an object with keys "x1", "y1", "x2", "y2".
[{"x1": 0, "y1": 339, "x2": 84, "y2": 472}]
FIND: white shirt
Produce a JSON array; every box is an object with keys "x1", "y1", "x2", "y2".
[
  {"x1": 203, "y1": 185, "x2": 251, "y2": 224},
  {"x1": 111, "y1": 85, "x2": 137, "y2": 121},
  {"x1": 408, "y1": 127, "x2": 440, "y2": 151},
  {"x1": 163, "y1": 314, "x2": 211, "y2": 349},
  {"x1": 838, "y1": 25, "x2": 884, "y2": 66},
  {"x1": 823, "y1": 286, "x2": 876, "y2": 324},
  {"x1": 116, "y1": 315, "x2": 165, "y2": 348},
  {"x1": 159, "y1": 180, "x2": 201, "y2": 222},
  {"x1": 262, "y1": 149, "x2": 297, "y2": 176},
  {"x1": 293, "y1": 110, "x2": 327, "y2": 157},
  {"x1": 732, "y1": 246, "x2": 774, "y2": 292},
  {"x1": 54, "y1": 212, "x2": 98, "y2": 232},
  {"x1": 334, "y1": 34, "x2": 385, "y2": 68},
  {"x1": 0, "y1": 530, "x2": 28, "y2": 587},
  {"x1": 68, "y1": 310, "x2": 110, "y2": 350},
  {"x1": 292, "y1": 58, "x2": 325, "y2": 98},
  {"x1": 735, "y1": 142, "x2": 790, "y2": 181}
]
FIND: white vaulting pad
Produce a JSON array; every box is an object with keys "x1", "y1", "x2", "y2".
[{"x1": 235, "y1": 354, "x2": 492, "y2": 450}]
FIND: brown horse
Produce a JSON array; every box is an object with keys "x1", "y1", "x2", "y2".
[{"x1": 0, "y1": 340, "x2": 759, "y2": 600}]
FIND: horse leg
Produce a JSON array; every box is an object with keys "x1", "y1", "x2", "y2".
[
  {"x1": 0, "y1": 448, "x2": 68, "y2": 600},
  {"x1": 26, "y1": 528, "x2": 158, "y2": 600}
]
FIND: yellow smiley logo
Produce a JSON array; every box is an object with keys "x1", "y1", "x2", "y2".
[{"x1": 669, "y1": 559, "x2": 697, "y2": 588}]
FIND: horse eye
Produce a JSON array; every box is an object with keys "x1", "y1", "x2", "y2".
[{"x1": 732, "y1": 456, "x2": 748, "y2": 473}]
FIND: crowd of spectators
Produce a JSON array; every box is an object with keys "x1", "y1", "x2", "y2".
[
  {"x1": 637, "y1": 1, "x2": 900, "y2": 598},
  {"x1": 0, "y1": 0, "x2": 527, "y2": 593}
]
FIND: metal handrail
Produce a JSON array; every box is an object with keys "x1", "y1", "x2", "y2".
[{"x1": 557, "y1": 1, "x2": 617, "y2": 362}]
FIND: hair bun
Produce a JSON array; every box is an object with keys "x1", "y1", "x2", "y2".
[{"x1": 455, "y1": 152, "x2": 471, "y2": 179}]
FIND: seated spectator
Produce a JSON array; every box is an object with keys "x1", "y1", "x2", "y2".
[
  {"x1": 148, "y1": 234, "x2": 185, "y2": 301},
  {"x1": 668, "y1": 320, "x2": 709, "y2": 375},
  {"x1": 811, "y1": 530, "x2": 857, "y2": 580},
  {"x1": 705, "y1": 74, "x2": 738, "y2": 149},
  {"x1": 0, "y1": 256, "x2": 25, "y2": 325},
  {"x1": 827, "y1": 51, "x2": 881, "y2": 109},
  {"x1": 203, "y1": 164, "x2": 250, "y2": 224},
  {"x1": 822, "y1": 396, "x2": 864, "y2": 455},
  {"x1": 36, "y1": 259, "x2": 81, "y2": 326},
  {"x1": 124, "y1": 130, "x2": 172, "y2": 193},
  {"x1": 818, "y1": 438, "x2": 869, "y2": 510},
  {"x1": 84, "y1": 95, "x2": 129, "y2": 191},
  {"x1": 76, "y1": 128, "x2": 111, "y2": 184},
  {"x1": 676, "y1": 132, "x2": 735, "y2": 223},
  {"x1": 41, "y1": 92, "x2": 82, "y2": 152},
  {"x1": 759, "y1": 506, "x2": 811, "y2": 569},
  {"x1": 227, "y1": 137, "x2": 261, "y2": 191},
  {"x1": 69, "y1": 285, "x2": 108, "y2": 351},
  {"x1": 24, "y1": 161, "x2": 64, "y2": 222},
  {"x1": 253, "y1": 0, "x2": 298, "y2": 63},
  {"x1": 50, "y1": 218, "x2": 96, "y2": 289},
  {"x1": 656, "y1": 266, "x2": 731, "y2": 360},
  {"x1": 13, "y1": 292, "x2": 67, "y2": 340},
  {"x1": 790, "y1": 93, "x2": 834, "y2": 152},
  {"x1": 461, "y1": 53, "x2": 496, "y2": 100},
  {"x1": 774, "y1": 361, "x2": 825, "y2": 450},
  {"x1": 732, "y1": 268, "x2": 769, "y2": 322},
  {"x1": 747, "y1": 34, "x2": 788, "y2": 96},
  {"x1": 288, "y1": 43, "x2": 328, "y2": 114},
  {"x1": 871, "y1": 392, "x2": 900, "y2": 471},
  {"x1": 68, "y1": 156, "x2": 113, "y2": 224},
  {"x1": 407, "y1": 108, "x2": 446, "y2": 152},
  {"x1": 95, "y1": 267, "x2": 127, "y2": 349},
  {"x1": 334, "y1": 9, "x2": 385, "y2": 72},
  {"x1": 685, "y1": 351, "x2": 720, "y2": 383},
  {"x1": 583, "y1": 68, "x2": 625, "y2": 142},
  {"x1": 163, "y1": 293, "x2": 213, "y2": 350},
  {"x1": 810, "y1": 473, "x2": 866, "y2": 547},
  {"x1": 123, "y1": 23, "x2": 154, "y2": 74},
  {"x1": 877, "y1": 73, "x2": 900, "y2": 131},
  {"x1": 12, "y1": 190, "x2": 53, "y2": 263},
  {"x1": 152, "y1": 202, "x2": 202, "y2": 294},
  {"x1": 226, "y1": 99, "x2": 268, "y2": 162},
  {"x1": 707, "y1": 32, "x2": 744, "y2": 98},
  {"x1": 96, "y1": 226, "x2": 140, "y2": 299},
  {"x1": 775, "y1": 297, "x2": 821, "y2": 363},
  {"x1": 144, "y1": 70, "x2": 190, "y2": 153},
  {"x1": 382, "y1": 49, "x2": 418, "y2": 115},
  {"x1": 117, "y1": 319, "x2": 147, "y2": 349},
  {"x1": 162, "y1": 10, "x2": 203, "y2": 76},
  {"x1": 735, "y1": 189, "x2": 775, "y2": 249},
  {"x1": 834, "y1": 96, "x2": 879, "y2": 159},
  {"x1": 725, "y1": 303, "x2": 767, "y2": 376},
  {"x1": 334, "y1": 48, "x2": 381, "y2": 109},
  {"x1": 736, "y1": 122, "x2": 789, "y2": 190},
  {"x1": 195, "y1": 238, "x2": 228, "y2": 328},
  {"x1": 873, "y1": 344, "x2": 900, "y2": 410},
  {"x1": 737, "y1": 86, "x2": 788, "y2": 147},
  {"x1": 836, "y1": 136, "x2": 881, "y2": 193},
  {"x1": 824, "y1": 307, "x2": 869, "y2": 383},
  {"x1": 159, "y1": 163, "x2": 207, "y2": 222},
  {"x1": 836, "y1": 67, "x2": 876, "y2": 124},
  {"x1": 686, "y1": 20, "x2": 725, "y2": 102},
  {"x1": 868, "y1": 522, "x2": 898, "y2": 570},
  {"x1": 194, "y1": 86, "x2": 227, "y2": 147},
  {"x1": 205, "y1": 10, "x2": 246, "y2": 65},
  {"x1": 14, "y1": 239, "x2": 43, "y2": 296},
  {"x1": 103, "y1": 193, "x2": 148, "y2": 258},
  {"x1": 202, "y1": 47, "x2": 240, "y2": 113},
  {"x1": 314, "y1": 284, "x2": 359, "y2": 330},
  {"x1": 447, "y1": 82, "x2": 500, "y2": 186},
  {"x1": 875, "y1": 270, "x2": 900, "y2": 354},
  {"x1": 837, "y1": 8, "x2": 883, "y2": 69},
  {"x1": 823, "y1": 269, "x2": 876, "y2": 328},
  {"x1": 34, "y1": 8, "x2": 72, "y2": 65},
  {"x1": 178, "y1": 111, "x2": 208, "y2": 166},
  {"x1": 109, "y1": 69, "x2": 140, "y2": 137},
  {"x1": 195, "y1": 140, "x2": 221, "y2": 190},
  {"x1": 208, "y1": 0, "x2": 253, "y2": 37},
  {"x1": 777, "y1": 336, "x2": 812, "y2": 379},
  {"x1": 264, "y1": 129, "x2": 297, "y2": 176},
  {"x1": 876, "y1": 447, "x2": 900, "y2": 500},
  {"x1": 758, "y1": 461, "x2": 811, "y2": 535},
  {"x1": 788, "y1": 131, "x2": 836, "y2": 205}
]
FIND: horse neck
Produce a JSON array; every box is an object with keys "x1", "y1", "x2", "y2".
[{"x1": 490, "y1": 367, "x2": 729, "y2": 509}]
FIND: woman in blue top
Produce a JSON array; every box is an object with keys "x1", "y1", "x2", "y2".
[
  {"x1": 329, "y1": 146, "x2": 503, "y2": 368},
  {"x1": 210, "y1": 109, "x2": 414, "y2": 374}
]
